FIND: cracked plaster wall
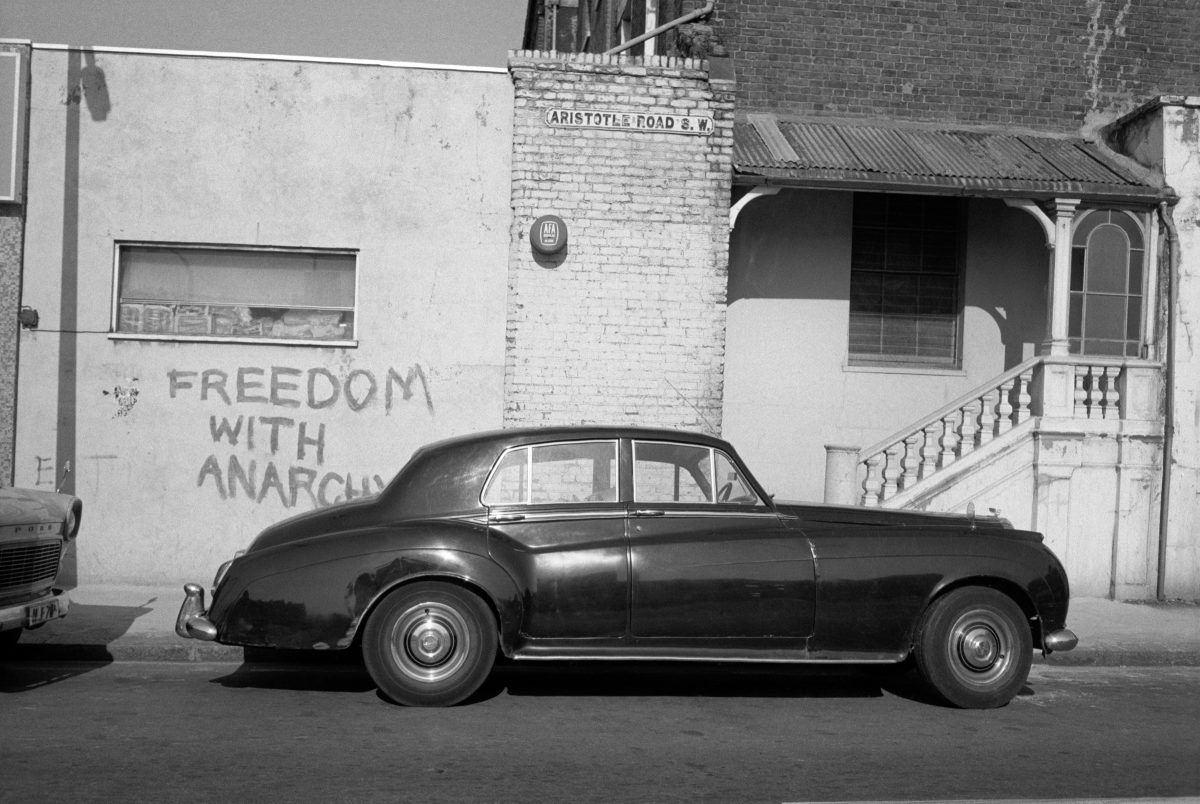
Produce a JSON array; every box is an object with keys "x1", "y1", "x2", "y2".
[{"x1": 1159, "y1": 101, "x2": 1200, "y2": 597}]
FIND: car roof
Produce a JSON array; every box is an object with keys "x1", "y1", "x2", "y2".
[{"x1": 417, "y1": 426, "x2": 731, "y2": 456}]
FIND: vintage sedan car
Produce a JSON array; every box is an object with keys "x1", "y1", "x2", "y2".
[
  {"x1": 177, "y1": 427, "x2": 1076, "y2": 708},
  {"x1": 0, "y1": 487, "x2": 83, "y2": 648}
]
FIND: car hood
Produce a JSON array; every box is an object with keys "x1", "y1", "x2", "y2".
[
  {"x1": 0, "y1": 486, "x2": 77, "y2": 526},
  {"x1": 247, "y1": 496, "x2": 384, "y2": 553},
  {"x1": 774, "y1": 500, "x2": 1020, "y2": 533}
]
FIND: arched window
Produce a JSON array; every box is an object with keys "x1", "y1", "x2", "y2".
[{"x1": 1069, "y1": 210, "x2": 1146, "y2": 357}]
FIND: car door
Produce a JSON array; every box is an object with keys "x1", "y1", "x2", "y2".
[
  {"x1": 484, "y1": 439, "x2": 628, "y2": 640},
  {"x1": 628, "y1": 439, "x2": 815, "y2": 641}
]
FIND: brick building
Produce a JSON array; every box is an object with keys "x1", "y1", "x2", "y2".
[{"x1": 521, "y1": 0, "x2": 1200, "y2": 600}]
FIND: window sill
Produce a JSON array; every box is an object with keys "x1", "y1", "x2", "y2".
[
  {"x1": 843, "y1": 362, "x2": 966, "y2": 377},
  {"x1": 108, "y1": 333, "x2": 359, "y2": 348}
]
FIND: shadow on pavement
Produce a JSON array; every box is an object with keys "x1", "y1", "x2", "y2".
[
  {"x1": 210, "y1": 654, "x2": 913, "y2": 705},
  {"x1": 0, "y1": 599, "x2": 154, "y2": 692},
  {"x1": 483, "y1": 661, "x2": 889, "y2": 702},
  {"x1": 212, "y1": 645, "x2": 374, "y2": 692}
]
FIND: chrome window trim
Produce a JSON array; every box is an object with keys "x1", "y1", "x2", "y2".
[
  {"x1": 632, "y1": 440, "x2": 763, "y2": 506},
  {"x1": 480, "y1": 439, "x2": 620, "y2": 508}
]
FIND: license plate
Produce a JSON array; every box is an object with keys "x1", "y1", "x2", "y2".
[{"x1": 25, "y1": 599, "x2": 60, "y2": 627}]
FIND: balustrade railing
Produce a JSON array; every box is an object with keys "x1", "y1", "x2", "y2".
[{"x1": 843, "y1": 356, "x2": 1140, "y2": 507}]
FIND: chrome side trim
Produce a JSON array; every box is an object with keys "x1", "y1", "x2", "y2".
[{"x1": 510, "y1": 647, "x2": 905, "y2": 664}]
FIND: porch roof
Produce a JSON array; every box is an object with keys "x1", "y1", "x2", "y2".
[{"x1": 733, "y1": 115, "x2": 1173, "y2": 205}]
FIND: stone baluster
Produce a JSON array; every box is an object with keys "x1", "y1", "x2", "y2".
[
  {"x1": 881, "y1": 442, "x2": 903, "y2": 501},
  {"x1": 1087, "y1": 365, "x2": 1102, "y2": 418},
  {"x1": 1103, "y1": 366, "x2": 1120, "y2": 419},
  {"x1": 996, "y1": 378, "x2": 1015, "y2": 435},
  {"x1": 920, "y1": 422, "x2": 940, "y2": 479},
  {"x1": 901, "y1": 432, "x2": 922, "y2": 490},
  {"x1": 940, "y1": 412, "x2": 960, "y2": 467},
  {"x1": 959, "y1": 399, "x2": 978, "y2": 456},
  {"x1": 1014, "y1": 368, "x2": 1033, "y2": 423},
  {"x1": 861, "y1": 452, "x2": 884, "y2": 507},
  {"x1": 978, "y1": 390, "x2": 996, "y2": 446},
  {"x1": 1074, "y1": 365, "x2": 1089, "y2": 418}
]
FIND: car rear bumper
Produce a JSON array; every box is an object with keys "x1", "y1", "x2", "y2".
[
  {"x1": 1044, "y1": 628, "x2": 1078, "y2": 652},
  {"x1": 0, "y1": 588, "x2": 70, "y2": 633},
  {"x1": 175, "y1": 583, "x2": 218, "y2": 641}
]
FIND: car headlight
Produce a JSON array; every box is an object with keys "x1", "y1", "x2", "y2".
[{"x1": 63, "y1": 502, "x2": 82, "y2": 541}]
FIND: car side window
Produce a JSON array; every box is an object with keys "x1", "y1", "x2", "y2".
[
  {"x1": 633, "y1": 441, "x2": 761, "y2": 505},
  {"x1": 482, "y1": 441, "x2": 618, "y2": 506}
]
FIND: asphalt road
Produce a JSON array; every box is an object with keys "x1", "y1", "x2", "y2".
[{"x1": 2, "y1": 660, "x2": 1198, "y2": 803}]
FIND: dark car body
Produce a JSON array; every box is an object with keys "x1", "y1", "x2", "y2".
[
  {"x1": 0, "y1": 487, "x2": 83, "y2": 647},
  {"x1": 178, "y1": 427, "x2": 1075, "y2": 707}
]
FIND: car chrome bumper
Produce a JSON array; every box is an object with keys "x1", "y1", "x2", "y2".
[
  {"x1": 0, "y1": 588, "x2": 69, "y2": 632},
  {"x1": 175, "y1": 583, "x2": 218, "y2": 641},
  {"x1": 1044, "y1": 628, "x2": 1078, "y2": 652}
]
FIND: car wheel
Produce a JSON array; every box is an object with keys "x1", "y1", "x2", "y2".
[
  {"x1": 914, "y1": 587, "x2": 1032, "y2": 709},
  {"x1": 363, "y1": 582, "x2": 497, "y2": 707}
]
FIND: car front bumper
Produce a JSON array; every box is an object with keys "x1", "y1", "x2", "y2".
[
  {"x1": 175, "y1": 583, "x2": 218, "y2": 641},
  {"x1": 0, "y1": 588, "x2": 70, "y2": 633}
]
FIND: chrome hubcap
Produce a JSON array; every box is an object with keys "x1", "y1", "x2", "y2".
[
  {"x1": 958, "y1": 624, "x2": 1000, "y2": 671},
  {"x1": 947, "y1": 608, "x2": 1013, "y2": 686},
  {"x1": 389, "y1": 601, "x2": 471, "y2": 684}
]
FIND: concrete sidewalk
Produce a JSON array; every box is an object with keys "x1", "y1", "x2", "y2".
[{"x1": 6, "y1": 584, "x2": 1200, "y2": 666}]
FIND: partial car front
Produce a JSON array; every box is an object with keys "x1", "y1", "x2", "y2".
[{"x1": 0, "y1": 488, "x2": 83, "y2": 645}]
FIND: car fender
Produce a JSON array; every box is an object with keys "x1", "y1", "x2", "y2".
[{"x1": 211, "y1": 522, "x2": 522, "y2": 652}]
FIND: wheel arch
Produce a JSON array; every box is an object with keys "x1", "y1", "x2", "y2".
[
  {"x1": 354, "y1": 569, "x2": 521, "y2": 657},
  {"x1": 915, "y1": 575, "x2": 1042, "y2": 654}
]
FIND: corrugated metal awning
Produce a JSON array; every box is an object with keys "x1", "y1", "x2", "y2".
[{"x1": 734, "y1": 115, "x2": 1171, "y2": 204}]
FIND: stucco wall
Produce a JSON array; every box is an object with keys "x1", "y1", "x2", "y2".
[
  {"x1": 14, "y1": 48, "x2": 514, "y2": 584},
  {"x1": 1158, "y1": 101, "x2": 1200, "y2": 597},
  {"x1": 723, "y1": 189, "x2": 1047, "y2": 501}
]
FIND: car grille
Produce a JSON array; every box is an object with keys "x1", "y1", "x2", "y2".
[{"x1": 0, "y1": 540, "x2": 63, "y2": 592}]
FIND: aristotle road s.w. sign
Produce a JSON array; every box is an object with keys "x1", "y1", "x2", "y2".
[{"x1": 546, "y1": 108, "x2": 714, "y2": 136}]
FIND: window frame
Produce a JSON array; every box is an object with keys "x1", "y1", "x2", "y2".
[
  {"x1": 480, "y1": 440, "x2": 621, "y2": 508},
  {"x1": 847, "y1": 193, "x2": 967, "y2": 369},
  {"x1": 109, "y1": 241, "x2": 360, "y2": 347},
  {"x1": 1068, "y1": 208, "x2": 1148, "y2": 358},
  {"x1": 632, "y1": 440, "x2": 763, "y2": 507}
]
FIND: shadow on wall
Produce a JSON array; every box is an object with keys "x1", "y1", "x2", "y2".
[{"x1": 726, "y1": 188, "x2": 1048, "y2": 372}]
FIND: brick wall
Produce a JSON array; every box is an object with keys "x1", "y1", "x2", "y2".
[
  {"x1": 713, "y1": 0, "x2": 1200, "y2": 132},
  {"x1": 506, "y1": 51, "x2": 734, "y2": 432}
]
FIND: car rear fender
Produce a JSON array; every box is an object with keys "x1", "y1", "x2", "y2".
[
  {"x1": 352, "y1": 554, "x2": 524, "y2": 656},
  {"x1": 213, "y1": 539, "x2": 522, "y2": 652}
]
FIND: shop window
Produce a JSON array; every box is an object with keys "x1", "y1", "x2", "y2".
[
  {"x1": 113, "y1": 244, "x2": 356, "y2": 344},
  {"x1": 1069, "y1": 210, "x2": 1145, "y2": 357},
  {"x1": 848, "y1": 193, "x2": 964, "y2": 368}
]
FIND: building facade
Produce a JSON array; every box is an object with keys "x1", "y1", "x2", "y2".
[{"x1": 3, "y1": 0, "x2": 1199, "y2": 599}]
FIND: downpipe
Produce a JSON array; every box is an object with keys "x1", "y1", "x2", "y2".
[{"x1": 1156, "y1": 201, "x2": 1179, "y2": 602}]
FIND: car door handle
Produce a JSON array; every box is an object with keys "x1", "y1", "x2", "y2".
[
  {"x1": 491, "y1": 513, "x2": 525, "y2": 523},
  {"x1": 633, "y1": 509, "x2": 665, "y2": 517}
]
